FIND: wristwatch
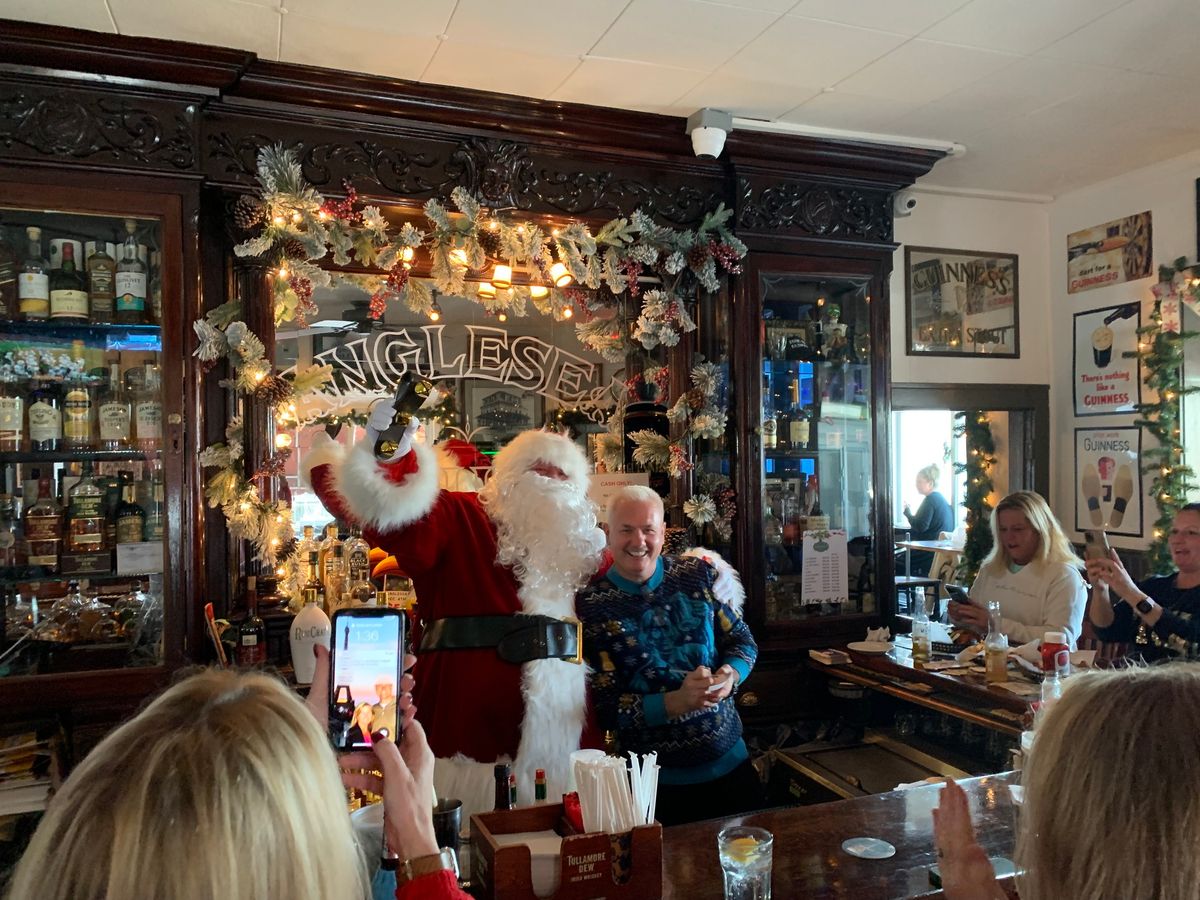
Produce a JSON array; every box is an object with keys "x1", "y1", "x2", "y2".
[
  {"x1": 398, "y1": 847, "x2": 458, "y2": 885},
  {"x1": 1135, "y1": 597, "x2": 1155, "y2": 615}
]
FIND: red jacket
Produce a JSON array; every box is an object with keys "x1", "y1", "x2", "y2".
[{"x1": 396, "y1": 869, "x2": 470, "y2": 900}]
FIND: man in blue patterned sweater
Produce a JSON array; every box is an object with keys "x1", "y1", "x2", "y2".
[{"x1": 577, "y1": 485, "x2": 761, "y2": 825}]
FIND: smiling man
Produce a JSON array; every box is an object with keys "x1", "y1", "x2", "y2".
[{"x1": 577, "y1": 485, "x2": 760, "y2": 826}]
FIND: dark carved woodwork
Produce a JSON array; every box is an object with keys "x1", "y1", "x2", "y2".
[
  {"x1": 736, "y1": 176, "x2": 893, "y2": 243},
  {"x1": 0, "y1": 80, "x2": 199, "y2": 172}
]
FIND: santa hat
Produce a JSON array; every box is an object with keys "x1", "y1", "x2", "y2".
[
  {"x1": 491, "y1": 429, "x2": 590, "y2": 487},
  {"x1": 439, "y1": 438, "x2": 492, "y2": 475}
]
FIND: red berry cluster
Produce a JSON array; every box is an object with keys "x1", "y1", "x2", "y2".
[
  {"x1": 319, "y1": 182, "x2": 361, "y2": 223},
  {"x1": 620, "y1": 258, "x2": 643, "y2": 298},
  {"x1": 715, "y1": 486, "x2": 737, "y2": 521},
  {"x1": 710, "y1": 240, "x2": 743, "y2": 275},
  {"x1": 669, "y1": 443, "x2": 695, "y2": 474},
  {"x1": 368, "y1": 289, "x2": 388, "y2": 321},
  {"x1": 649, "y1": 365, "x2": 671, "y2": 397}
]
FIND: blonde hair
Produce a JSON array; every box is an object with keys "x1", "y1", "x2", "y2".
[
  {"x1": 917, "y1": 464, "x2": 940, "y2": 487},
  {"x1": 981, "y1": 490, "x2": 1079, "y2": 575},
  {"x1": 1017, "y1": 666, "x2": 1200, "y2": 900},
  {"x1": 7, "y1": 669, "x2": 369, "y2": 900}
]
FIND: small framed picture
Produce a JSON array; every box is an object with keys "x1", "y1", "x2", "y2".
[
  {"x1": 905, "y1": 246, "x2": 1019, "y2": 358},
  {"x1": 462, "y1": 381, "x2": 543, "y2": 446}
]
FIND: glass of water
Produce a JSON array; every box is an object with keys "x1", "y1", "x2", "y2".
[{"x1": 718, "y1": 825, "x2": 773, "y2": 900}]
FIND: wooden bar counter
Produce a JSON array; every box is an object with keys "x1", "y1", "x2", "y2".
[{"x1": 662, "y1": 773, "x2": 1017, "y2": 899}]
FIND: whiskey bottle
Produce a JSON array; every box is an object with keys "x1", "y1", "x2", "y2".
[
  {"x1": 0, "y1": 494, "x2": 17, "y2": 568},
  {"x1": 66, "y1": 461, "x2": 106, "y2": 553},
  {"x1": 49, "y1": 241, "x2": 88, "y2": 321},
  {"x1": 788, "y1": 376, "x2": 809, "y2": 449},
  {"x1": 97, "y1": 364, "x2": 131, "y2": 449},
  {"x1": 0, "y1": 219, "x2": 16, "y2": 319},
  {"x1": 62, "y1": 374, "x2": 95, "y2": 449},
  {"x1": 344, "y1": 523, "x2": 376, "y2": 608},
  {"x1": 24, "y1": 474, "x2": 62, "y2": 573},
  {"x1": 27, "y1": 378, "x2": 62, "y2": 452},
  {"x1": 144, "y1": 469, "x2": 165, "y2": 541},
  {"x1": 17, "y1": 226, "x2": 49, "y2": 321},
  {"x1": 302, "y1": 550, "x2": 326, "y2": 611},
  {"x1": 148, "y1": 249, "x2": 163, "y2": 325},
  {"x1": 115, "y1": 478, "x2": 146, "y2": 544},
  {"x1": 0, "y1": 375, "x2": 24, "y2": 451},
  {"x1": 86, "y1": 240, "x2": 116, "y2": 324},
  {"x1": 317, "y1": 523, "x2": 341, "y2": 589},
  {"x1": 236, "y1": 576, "x2": 267, "y2": 667},
  {"x1": 324, "y1": 543, "x2": 348, "y2": 614},
  {"x1": 761, "y1": 373, "x2": 777, "y2": 451},
  {"x1": 115, "y1": 219, "x2": 147, "y2": 325},
  {"x1": 133, "y1": 363, "x2": 162, "y2": 452}
]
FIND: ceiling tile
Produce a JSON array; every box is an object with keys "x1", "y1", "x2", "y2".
[
  {"x1": 922, "y1": 0, "x2": 1130, "y2": 54},
  {"x1": 667, "y1": 72, "x2": 821, "y2": 119},
  {"x1": 789, "y1": 0, "x2": 970, "y2": 36},
  {"x1": 445, "y1": 0, "x2": 626, "y2": 56},
  {"x1": 421, "y1": 41, "x2": 581, "y2": 99},
  {"x1": 1038, "y1": 0, "x2": 1200, "y2": 78},
  {"x1": 697, "y1": 0, "x2": 798, "y2": 11},
  {"x1": 108, "y1": 0, "x2": 280, "y2": 57},
  {"x1": 0, "y1": 0, "x2": 115, "y2": 31},
  {"x1": 281, "y1": 0, "x2": 454, "y2": 36},
  {"x1": 280, "y1": 13, "x2": 438, "y2": 80},
  {"x1": 549, "y1": 57, "x2": 708, "y2": 113},
  {"x1": 834, "y1": 39, "x2": 1017, "y2": 104},
  {"x1": 781, "y1": 90, "x2": 920, "y2": 132},
  {"x1": 934, "y1": 56, "x2": 1112, "y2": 118},
  {"x1": 722, "y1": 15, "x2": 907, "y2": 86},
  {"x1": 592, "y1": 0, "x2": 780, "y2": 71}
]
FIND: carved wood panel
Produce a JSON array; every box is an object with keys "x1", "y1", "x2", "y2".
[
  {"x1": 736, "y1": 176, "x2": 893, "y2": 244},
  {"x1": 0, "y1": 82, "x2": 198, "y2": 172}
]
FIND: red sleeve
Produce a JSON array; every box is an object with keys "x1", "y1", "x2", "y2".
[{"x1": 395, "y1": 868, "x2": 471, "y2": 900}]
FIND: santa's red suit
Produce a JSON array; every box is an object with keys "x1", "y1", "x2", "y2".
[{"x1": 304, "y1": 429, "x2": 605, "y2": 817}]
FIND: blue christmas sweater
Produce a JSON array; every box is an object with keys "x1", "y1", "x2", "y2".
[{"x1": 578, "y1": 555, "x2": 757, "y2": 785}]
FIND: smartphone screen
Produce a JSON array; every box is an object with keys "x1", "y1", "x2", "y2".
[
  {"x1": 945, "y1": 584, "x2": 971, "y2": 604},
  {"x1": 328, "y1": 608, "x2": 405, "y2": 751}
]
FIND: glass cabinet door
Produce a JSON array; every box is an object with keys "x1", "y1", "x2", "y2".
[
  {"x1": 758, "y1": 272, "x2": 873, "y2": 623},
  {"x1": 0, "y1": 203, "x2": 166, "y2": 678}
]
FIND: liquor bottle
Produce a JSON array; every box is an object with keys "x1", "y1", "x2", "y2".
[
  {"x1": 494, "y1": 763, "x2": 513, "y2": 811},
  {"x1": 115, "y1": 219, "x2": 147, "y2": 324},
  {"x1": 236, "y1": 576, "x2": 267, "y2": 667},
  {"x1": 984, "y1": 600, "x2": 1009, "y2": 684},
  {"x1": 17, "y1": 226, "x2": 49, "y2": 321},
  {"x1": 291, "y1": 551, "x2": 331, "y2": 685},
  {"x1": 788, "y1": 376, "x2": 809, "y2": 449},
  {"x1": 24, "y1": 474, "x2": 62, "y2": 573},
  {"x1": 534, "y1": 768, "x2": 547, "y2": 803},
  {"x1": 317, "y1": 523, "x2": 341, "y2": 588},
  {"x1": 911, "y1": 588, "x2": 931, "y2": 663},
  {"x1": 324, "y1": 543, "x2": 348, "y2": 614},
  {"x1": 133, "y1": 363, "x2": 162, "y2": 452},
  {"x1": 509, "y1": 773, "x2": 517, "y2": 807},
  {"x1": 101, "y1": 472, "x2": 122, "y2": 549},
  {"x1": 115, "y1": 477, "x2": 146, "y2": 544},
  {"x1": 66, "y1": 461, "x2": 106, "y2": 553},
  {"x1": 775, "y1": 371, "x2": 792, "y2": 451},
  {"x1": 49, "y1": 241, "x2": 88, "y2": 321},
  {"x1": 143, "y1": 469, "x2": 165, "y2": 541},
  {"x1": 149, "y1": 249, "x2": 163, "y2": 325},
  {"x1": 0, "y1": 375, "x2": 24, "y2": 451},
  {"x1": 761, "y1": 373, "x2": 777, "y2": 451},
  {"x1": 0, "y1": 219, "x2": 16, "y2": 318},
  {"x1": 62, "y1": 374, "x2": 95, "y2": 449},
  {"x1": 98, "y1": 364, "x2": 131, "y2": 450},
  {"x1": 86, "y1": 240, "x2": 116, "y2": 323},
  {"x1": 0, "y1": 494, "x2": 17, "y2": 568},
  {"x1": 27, "y1": 378, "x2": 62, "y2": 452},
  {"x1": 345, "y1": 524, "x2": 376, "y2": 608}
]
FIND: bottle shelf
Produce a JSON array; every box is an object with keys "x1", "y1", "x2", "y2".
[
  {"x1": 765, "y1": 449, "x2": 818, "y2": 459},
  {"x1": 0, "y1": 449, "x2": 161, "y2": 464},
  {"x1": 0, "y1": 567, "x2": 157, "y2": 585},
  {"x1": 0, "y1": 319, "x2": 161, "y2": 347}
]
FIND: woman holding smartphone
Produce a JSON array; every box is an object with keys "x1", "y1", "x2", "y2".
[
  {"x1": 948, "y1": 491, "x2": 1086, "y2": 646},
  {"x1": 1086, "y1": 503, "x2": 1200, "y2": 661}
]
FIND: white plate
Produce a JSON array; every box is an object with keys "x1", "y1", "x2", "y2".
[{"x1": 847, "y1": 641, "x2": 893, "y2": 656}]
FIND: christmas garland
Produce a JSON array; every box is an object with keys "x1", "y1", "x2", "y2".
[
  {"x1": 1135, "y1": 258, "x2": 1200, "y2": 569},
  {"x1": 954, "y1": 410, "x2": 996, "y2": 583}
]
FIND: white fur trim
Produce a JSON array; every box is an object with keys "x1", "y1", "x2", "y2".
[
  {"x1": 434, "y1": 755, "x2": 506, "y2": 822},
  {"x1": 493, "y1": 430, "x2": 590, "y2": 486},
  {"x1": 332, "y1": 440, "x2": 441, "y2": 531},
  {"x1": 682, "y1": 547, "x2": 745, "y2": 615},
  {"x1": 299, "y1": 432, "x2": 345, "y2": 489}
]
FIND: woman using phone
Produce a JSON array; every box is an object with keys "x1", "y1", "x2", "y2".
[
  {"x1": 1086, "y1": 503, "x2": 1200, "y2": 661},
  {"x1": 6, "y1": 647, "x2": 469, "y2": 900},
  {"x1": 949, "y1": 491, "x2": 1086, "y2": 646}
]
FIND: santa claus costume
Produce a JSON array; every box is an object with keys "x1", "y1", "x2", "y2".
[{"x1": 305, "y1": 428, "x2": 605, "y2": 816}]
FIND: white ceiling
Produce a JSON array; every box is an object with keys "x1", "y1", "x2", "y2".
[{"x1": 6, "y1": 0, "x2": 1200, "y2": 198}]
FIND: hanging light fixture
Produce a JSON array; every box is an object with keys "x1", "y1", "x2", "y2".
[
  {"x1": 548, "y1": 262, "x2": 572, "y2": 288},
  {"x1": 492, "y1": 264, "x2": 512, "y2": 289},
  {"x1": 529, "y1": 284, "x2": 549, "y2": 299},
  {"x1": 428, "y1": 301, "x2": 442, "y2": 322},
  {"x1": 478, "y1": 282, "x2": 496, "y2": 300}
]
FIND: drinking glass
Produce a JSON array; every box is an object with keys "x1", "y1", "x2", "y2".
[{"x1": 718, "y1": 825, "x2": 773, "y2": 900}]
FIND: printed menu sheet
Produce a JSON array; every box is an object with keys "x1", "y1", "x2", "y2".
[{"x1": 801, "y1": 529, "x2": 849, "y2": 607}]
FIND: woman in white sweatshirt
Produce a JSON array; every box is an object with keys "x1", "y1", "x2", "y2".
[{"x1": 949, "y1": 491, "x2": 1086, "y2": 647}]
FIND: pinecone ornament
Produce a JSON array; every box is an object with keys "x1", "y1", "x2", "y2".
[
  {"x1": 276, "y1": 536, "x2": 298, "y2": 563},
  {"x1": 233, "y1": 194, "x2": 264, "y2": 231},
  {"x1": 477, "y1": 228, "x2": 502, "y2": 258},
  {"x1": 253, "y1": 374, "x2": 293, "y2": 406},
  {"x1": 282, "y1": 239, "x2": 307, "y2": 260}
]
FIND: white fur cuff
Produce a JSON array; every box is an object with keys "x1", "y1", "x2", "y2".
[{"x1": 333, "y1": 440, "x2": 441, "y2": 531}]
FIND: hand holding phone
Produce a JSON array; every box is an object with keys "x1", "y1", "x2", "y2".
[
  {"x1": 328, "y1": 607, "x2": 407, "y2": 751},
  {"x1": 1084, "y1": 529, "x2": 1112, "y2": 561}
]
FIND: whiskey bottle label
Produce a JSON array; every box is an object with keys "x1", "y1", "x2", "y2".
[
  {"x1": 25, "y1": 514, "x2": 62, "y2": 542},
  {"x1": 28, "y1": 401, "x2": 62, "y2": 442},
  {"x1": 17, "y1": 272, "x2": 49, "y2": 315},
  {"x1": 114, "y1": 272, "x2": 146, "y2": 311},
  {"x1": 116, "y1": 514, "x2": 145, "y2": 543},
  {"x1": 50, "y1": 289, "x2": 88, "y2": 318},
  {"x1": 135, "y1": 400, "x2": 162, "y2": 440},
  {"x1": 63, "y1": 388, "x2": 92, "y2": 441},
  {"x1": 99, "y1": 402, "x2": 131, "y2": 441},
  {"x1": 0, "y1": 397, "x2": 23, "y2": 436}
]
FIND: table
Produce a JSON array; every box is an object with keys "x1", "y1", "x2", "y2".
[{"x1": 662, "y1": 772, "x2": 1018, "y2": 899}]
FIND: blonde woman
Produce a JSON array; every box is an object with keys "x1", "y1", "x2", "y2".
[
  {"x1": 902, "y1": 463, "x2": 954, "y2": 575},
  {"x1": 6, "y1": 648, "x2": 469, "y2": 900},
  {"x1": 948, "y1": 491, "x2": 1086, "y2": 646},
  {"x1": 934, "y1": 666, "x2": 1200, "y2": 899}
]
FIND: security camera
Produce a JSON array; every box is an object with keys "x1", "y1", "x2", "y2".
[
  {"x1": 893, "y1": 190, "x2": 918, "y2": 217},
  {"x1": 686, "y1": 108, "x2": 733, "y2": 159}
]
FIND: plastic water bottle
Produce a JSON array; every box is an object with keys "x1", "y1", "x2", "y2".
[{"x1": 911, "y1": 590, "x2": 931, "y2": 663}]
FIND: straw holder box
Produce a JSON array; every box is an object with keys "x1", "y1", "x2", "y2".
[{"x1": 469, "y1": 803, "x2": 662, "y2": 900}]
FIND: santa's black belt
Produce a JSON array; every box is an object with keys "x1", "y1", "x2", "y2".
[{"x1": 419, "y1": 615, "x2": 582, "y2": 665}]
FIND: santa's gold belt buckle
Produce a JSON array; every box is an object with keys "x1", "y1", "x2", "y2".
[{"x1": 566, "y1": 618, "x2": 583, "y2": 664}]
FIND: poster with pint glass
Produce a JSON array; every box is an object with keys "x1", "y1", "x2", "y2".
[
  {"x1": 1074, "y1": 427, "x2": 1142, "y2": 537},
  {"x1": 1072, "y1": 303, "x2": 1141, "y2": 416},
  {"x1": 1066, "y1": 211, "x2": 1152, "y2": 294}
]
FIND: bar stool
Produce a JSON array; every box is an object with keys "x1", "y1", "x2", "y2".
[{"x1": 895, "y1": 575, "x2": 943, "y2": 619}]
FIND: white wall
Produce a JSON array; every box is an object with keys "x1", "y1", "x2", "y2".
[
  {"x1": 1048, "y1": 149, "x2": 1200, "y2": 550},
  {"x1": 890, "y1": 191, "x2": 1051, "y2": 388}
]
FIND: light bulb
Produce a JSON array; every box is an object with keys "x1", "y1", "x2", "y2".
[
  {"x1": 562, "y1": 306, "x2": 574, "y2": 319},
  {"x1": 492, "y1": 264, "x2": 512, "y2": 289},
  {"x1": 549, "y1": 262, "x2": 572, "y2": 288},
  {"x1": 429, "y1": 303, "x2": 442, "y2": 322},
  {"x1": 291, "y1": 211, "x2": 302, "y2": 223},
  {"x1": 317, "y1": 210, "x2": 329, "y2": 221},
  {"x1": 275, "y1": 433, "x2": 293, "y2": 449},
  {"x1": 401, "y1": 246, "x2": 415, "y2": 269},
  {"x1": 497, "y1": 311, "x2": 508, "y2": 322},
  {"x1": 449, "y1": 248, "x2": 468, "y2": 268},
  {"x1": 278, "y1": 266, "x2": 289, "y2": 280},
  {"x1": 478, "y1": 282, "x2": 496, "y2": 300},
  {"x1": 272, "y1": 215, "x2": 284, "y2": 226},
  {"x1": 529, "y1": 284, "x2": 548, "y2": 299}
]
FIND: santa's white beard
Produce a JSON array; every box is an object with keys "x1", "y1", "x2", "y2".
[{"x1": 483, "y1": 471, "x2": 604, "y2": 613}]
